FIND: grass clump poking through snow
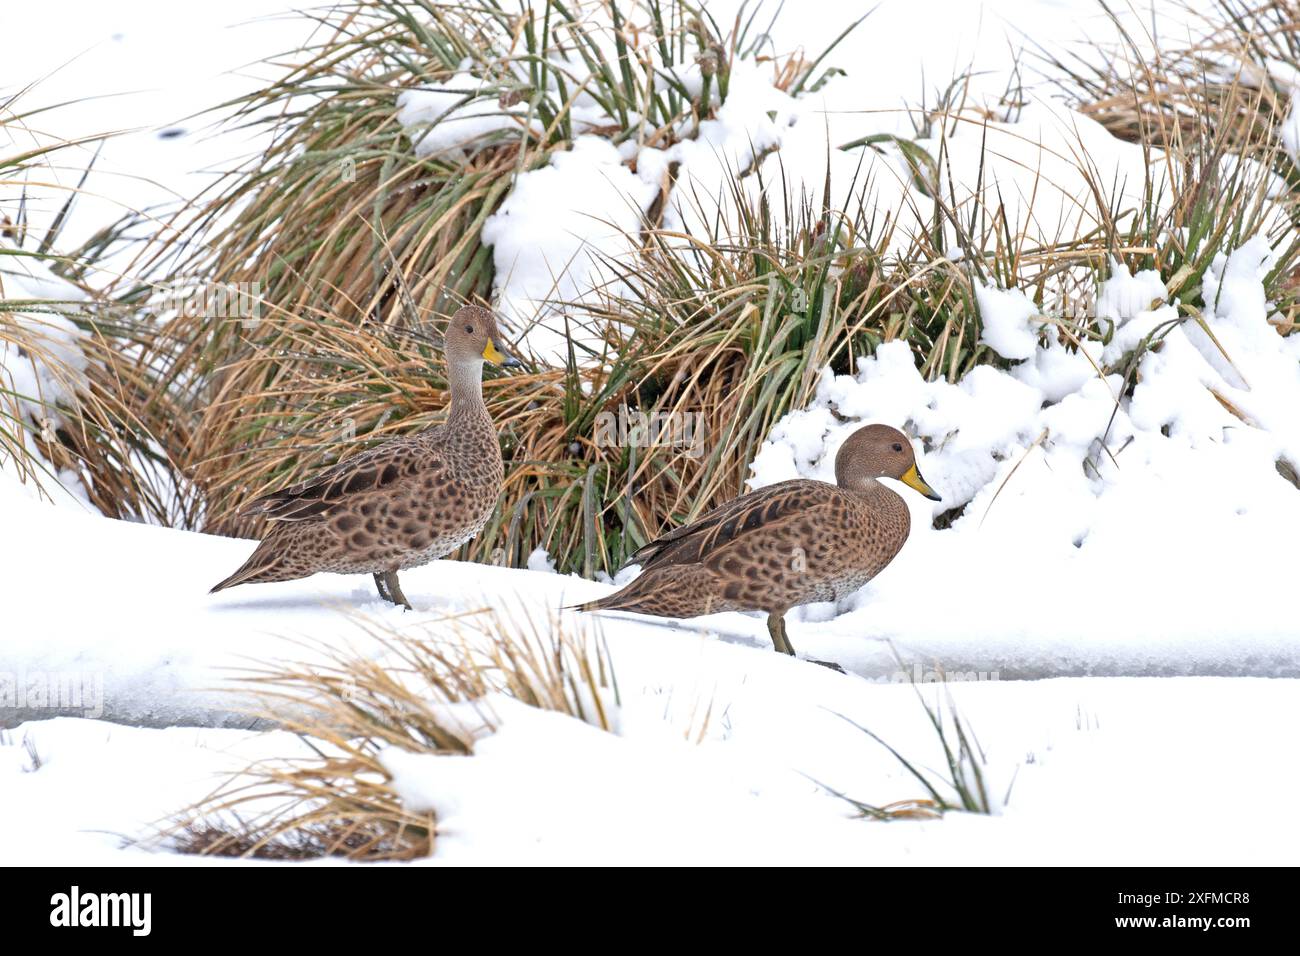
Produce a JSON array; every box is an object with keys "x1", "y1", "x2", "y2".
[
  {"x1": 128, "y1": 0, "x2": 853, "y2": 544},
  {"x1": 826, "y1": 667, "x2": 997, "y2": 820},
  {"x1": 1, "y1": 98, "x2": 182, "y2": 521},
  {"x1": 168, "y1": 606, "x2": 617, "y2": 861}
]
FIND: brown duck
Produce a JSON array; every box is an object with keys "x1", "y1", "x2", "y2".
[
  {"x1": 211, "y1": 305, "x2": 519, "y2": 609},
  {"x1": 574, "y1": 424, "x2": 940, "y2": 659}
]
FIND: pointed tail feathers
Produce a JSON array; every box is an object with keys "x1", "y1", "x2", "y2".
[
  {"x1": 565, "y1": 596, "x2": 609, "y2": 613},
  {"x1": 565, "y1": 591, "x2": 635, "y2": 614},
  {"x1": 209, "y1": 535, "x2": 291, "y2": 593},
  {"x1": 209, "y1": 559, "x2": 265, "y2": 594}
]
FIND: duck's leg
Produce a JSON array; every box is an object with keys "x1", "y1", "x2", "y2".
[
  {"x1": 766, "y1": 612, "x2": 795, "y2": 655},
  {"x1": 769, "y1": 611, "x2": 845, "y2": 673},
  {"x1": 372, "y1": 572, "x2": 392, "y2": 603},
  {"x1": 384, "y1": 570, "x2": 413, "y2": 611}
]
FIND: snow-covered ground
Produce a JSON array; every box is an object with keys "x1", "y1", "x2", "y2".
[
  {"x1": 4, "y1": 0, "x2": 1299, "y2": 865},
  {"x1": 3, "y1": 454, "x2": 1298, "y2": 863},
  {"x1": 4, "y1": 485, "x2": 1299, "y2": 865}
]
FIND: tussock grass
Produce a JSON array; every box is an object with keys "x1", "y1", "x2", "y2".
[
  {"x1": 1, "y1": 99, "x2": 182, "y2": 521},
  {"x1": 168, "y1": 605, "x2": 616, "y2": 861},
  {"x1": 1037, "y1": 0, "x2": 1300, "y2": 364},
  {"x1": 21, "y1": 0, "x2": 1293, "y2": 572},
  {"x1": 125, "y1": 0, "x2": 843, "y2": 533}
]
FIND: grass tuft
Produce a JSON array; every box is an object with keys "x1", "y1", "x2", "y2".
[
  {"x1": 825, "y1": 662, "x2": 997, "y2": 820},
  {"x1": 166, "y1": 605, "x2": 616, "y2": 861}
]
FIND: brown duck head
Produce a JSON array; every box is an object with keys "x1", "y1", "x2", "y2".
[
  {"x1": 444, "y1": 305, "x2": 521, "y2": 370},
  {"x1": 834, "y1": 424, "x2": 941, "y2": 501}
]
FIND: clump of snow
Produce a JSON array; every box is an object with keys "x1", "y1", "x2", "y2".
[
  {"x1": 1095, "y1": 257, "x2": 1169, "y2": 326},
  {"x1": 975, "y1": 282, "x2": 1042, "y2": 360},
  {"x1": 0, "y1": 311, "x2": 89, "y2": 425},
  {"x1": 526, "y1": 547, "x2": 556, "y2": 573},
  {"x1": 1, "y1": 243, "x2": 90, "y2": 415},
  {"x1": 1097, "y1": 258, "x2": 1176, "y2": 367},
  {"x1": 397, "y1": 72, "x2": 529, "y2": 159},
  {"x1": 0, "y1": 243, "x2": 94, "y2": 505},
  {"x1": 1280, "y1": 93, "x2": 1300, "y2": 161},
  {"x1": 469, "y1": 56, "x2": 826, "y2": 364},
  {"x1": 480, "y1": 136, "x2": 659, "y2": 361}
]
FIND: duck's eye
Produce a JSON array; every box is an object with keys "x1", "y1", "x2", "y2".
[
  {"x1": 465, "y1": 325, "x2": 474, "y2": 334},
  {"x1": 891, "y1": 442, "x2": 903, "y2": 452}
]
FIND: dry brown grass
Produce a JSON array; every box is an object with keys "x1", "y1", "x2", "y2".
[
  {"x1": 105, "y1": 0, "x2": 873, "y2": 574},
  {"x1": 167, "y1": 605, "x2": 617, "y2": 861},
  {"x1": 1, "y1": 205, "x2": 185, "y2": 522}
]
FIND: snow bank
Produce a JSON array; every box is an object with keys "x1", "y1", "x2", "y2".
[{"x1": 748, "y1": 238, "x2": 1300, "y2": 673}]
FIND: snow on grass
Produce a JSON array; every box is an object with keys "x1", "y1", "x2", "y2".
[
  {"x1": 397, "y1": 73, "x2": 530, "y2": 159},
  {"x1": 5, "y1": 0, "x2": 1298, "y2": 866},
  {"x1": 481, "y1": 136, "x2": 660, "y2": 360},
  {"x1": 0, "y1": 242, "x2": 96, "y2": 505},
  {"x1": 975, "y1": 282, "x2": 1043, "y2": 361}
]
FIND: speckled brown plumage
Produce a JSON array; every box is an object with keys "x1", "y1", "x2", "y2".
[
  {"x1": 210, "y1": 305, "x2": 517, "y2": 607},
  {"x1": 575, "y1": 424, "x2": 941, "y2": 661}
]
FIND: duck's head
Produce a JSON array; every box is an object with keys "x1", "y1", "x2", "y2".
[
  {"x1": 834, "y1": 424, "x2": 941, "y2": 501},
  {"x1": 445, "y1": 305, "x2": 521, "y2": 370}
]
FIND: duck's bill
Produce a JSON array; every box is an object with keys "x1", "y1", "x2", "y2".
[
  {"x1": 483, "y1": 340, "x2": 522, "y2": 367},
  {"x1": 901, "y1": 464, "x2": 942, "y2": 501}
]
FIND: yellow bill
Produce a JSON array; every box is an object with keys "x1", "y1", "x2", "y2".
[
  {"x1": 900, "y1": 463, "x2": 942, "y2": 501},
  {"x1": 481, "y1": 340, "x2": 521, "y2": 367}
]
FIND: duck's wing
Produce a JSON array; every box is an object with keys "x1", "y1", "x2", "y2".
[
  {"x1": 242, "y1": 431, "x2": 438, "y2": 522},
  {"x1": 627, "y1": 479, "x2": 834, "y2": 570}
]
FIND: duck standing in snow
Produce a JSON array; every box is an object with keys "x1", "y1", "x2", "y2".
[
  {"x1": 573, "y1": 424, "x2": 940, "y2": 662},
  {"x1": 211, "y1": 305, "x2": 520, "y2": 609}
]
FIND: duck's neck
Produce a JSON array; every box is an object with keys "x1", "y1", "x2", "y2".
[
  {"x1": 840, "y1": 475, "x2": 903, "y2": 509},
  {"x1": 447, "y1": 357, "x2": 488, "y2": 426}
]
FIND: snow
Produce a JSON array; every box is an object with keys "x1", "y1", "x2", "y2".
[
  {"x1": 0, "y1": 240, "x2": 97, "y2": 505},
  {"x1": 480, "y1": 136, "x2": 660, "y2": 360},
  {"x1": 386, "y1": 5, "x2": 1209, "y2": 364},
  {"x1": 975, "y1": 282, "x2": 1042, "y2": 360},
  {"x1": 4, "y1": 0, "x2": 1299, "y2": 866},
  {"x1": 397, "y1": 73, "x2": 529, "y2": 159},
  {"x1": 0, "y1": 248, "x2": 89, "y2": 417},
  {"x1": 1281, "y1": 93, "x2": 1300, "y2": 161},
  {"x1": 6, "y1": 665, "x2": 1300, "y2": 865}
]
